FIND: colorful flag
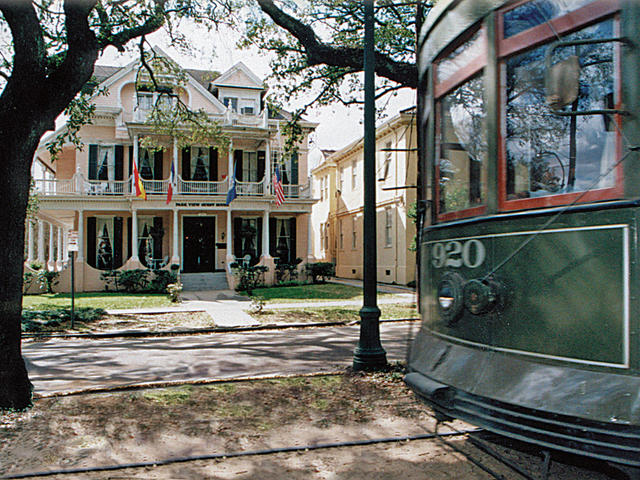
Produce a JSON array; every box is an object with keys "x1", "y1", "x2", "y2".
[
  {"x1": 133, "y1": 157, "x2": 146, "y2": 200},
  {"x1": 166, "y1": 160, "x2": 176, "y2": 204},
  {"x1": 226, "y1": 166, "x2": 237, "y2": 205},
  {"x1": 273, "y1": 165, "x2": 285, "y2": 206}
]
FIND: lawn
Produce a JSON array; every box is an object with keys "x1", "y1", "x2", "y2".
[
  {"x1": 253, "y1": 303, "x2": 419, "y2": 325},
  {"x1": 22, "y1": 292, "x2": 173, "y2": 311},
  {"x1": 250, "y1": 283, "x2": 397, "y2": 303}
]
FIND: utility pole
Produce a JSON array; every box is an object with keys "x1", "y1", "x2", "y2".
[{"x1": 353, "y1": 0, "x2": 388, "y2": 371}]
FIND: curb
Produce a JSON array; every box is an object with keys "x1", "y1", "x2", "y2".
[{"x1": 22, "y1": 317, "x2": 421, "y2": 340}]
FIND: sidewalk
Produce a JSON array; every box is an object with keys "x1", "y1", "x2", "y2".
[{"x1": 104, "y1": 280, "x2": 416, "y2": 329}]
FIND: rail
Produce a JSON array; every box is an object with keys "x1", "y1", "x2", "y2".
[
  {"x1": 34, "y1": 174, "x2": 311, "y2": 200},
  {"x1": 179, "y1": 177, "x2": 227, "y2": 195}
]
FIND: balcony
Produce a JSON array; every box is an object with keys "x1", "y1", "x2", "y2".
[{"x1": 34, "y1": 173, "x2": 311, "y2": 200}]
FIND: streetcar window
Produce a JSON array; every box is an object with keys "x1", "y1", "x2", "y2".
[
  {"x1": 504, "y1": 19, "x2": 616, "y2": 202},
  {"x1": 502, "y1": 0, "x2": 596, "y2": 39},
  {"x1": 434, "y1": 28, "x2": 487, "y2": 219},
  {"x1": 438, "y1": 76, "x2": 487, "y2": 214}
]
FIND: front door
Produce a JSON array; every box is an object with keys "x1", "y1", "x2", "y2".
[{"x1": 182, "y1": 216, "x2": 215, "y2": 273}]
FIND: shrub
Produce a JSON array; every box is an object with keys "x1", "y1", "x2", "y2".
[
  {"x1": 305, "y1": 262, "x2": 335, "y2": 284},
  {"x1": 149, "y1": 270, "x2": 177, "y2": 292},
  {"x1": 117, "y1": 269, "x2": 150, "y2": 292},
  {"x1": 167, "y1": 282, "x2": 183, "y2": 303},
  {"x1": 37, "y1": 270, "x2": 59, "y2": 294},
  {"x1": 23, "y1": 271, "x2": 36, "y2": 294},
  {"x1": 275, "y1": 257, "x2": 302, "y2": 284},
  {"x1": 230, "y1": 262, "x2": 268, "y2": 295},
  {"x1": 407, "y1": 280, "x2": 416, "y2": 288}
]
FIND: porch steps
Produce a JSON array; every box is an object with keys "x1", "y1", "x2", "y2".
[{"x1": 180, "y1": 272, "x2": 229, "y2": 291}]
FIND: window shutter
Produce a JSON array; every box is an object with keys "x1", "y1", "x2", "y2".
[
  {"x1": 257, "y1": 217, "x2": 263, "y2": 258},
  {"x1": 209, "y1": 147, "x2": 218, "y2": 181},
  {"x1": 153, "y1": 217, "x2": 163, "y2": 260},
  {"x1": 182, "y1": 147, "x2": 191, "y2": 181},
  {"x1": 87, "y1": 217, "x2": 96, "y2": 268},
  {"x1": 269, "y1": 218, "x2": 277, "y2": 258},
  {"x1": 88, "y1": 145, "x2": 98, "y2": 180},
  {"x1": 128, "y1": 146, "x2": 133, "y2": 179},
  {"x1": 289, "y1": 217, "x2": 297, "y2": 263},
  {"x1": 115, "y1": 146, "x2": 124, "y2": 181},
  {"x1": 234, "y1": 150, "x2": 243, "y2": 181},
  {"x1": 113, "y1": 217, "x2": 123, "y2": 268},
  {"x1": 154, "y1": 150, "x2": 163, "y2": 180},
  {"x1": 257, "y1": 151, "x2": 266, "y2": 181},
  {"x1": 126, "y1": 217, "x2": 132, "y2": 260},
  {"x1": 291, "y1": 152, "x2": 299, "y2": 185},
  {"x1": 233, "y1": 218, "x2": 243, "y2": 259}
]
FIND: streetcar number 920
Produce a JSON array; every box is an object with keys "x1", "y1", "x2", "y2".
[{"x1": 431, "y1": 239, "x2": 486, "y2": 268}]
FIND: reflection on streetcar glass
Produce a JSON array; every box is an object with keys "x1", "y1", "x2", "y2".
[
  {"x1": 438, "y1": 76, "x2": 487, "y2": 213},
  {"x1": 505, "y1": 20, "x2": 615, "y2": 200}
]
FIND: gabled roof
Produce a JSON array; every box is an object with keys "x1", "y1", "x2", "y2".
[{"x1": 212, "y1": 61, "x2": 264, "y2": 90}]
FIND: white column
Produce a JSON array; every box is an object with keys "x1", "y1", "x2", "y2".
[
  {"x1": 77, "y1": 210, "x2": 84, "y2": 261},
  {"x1": 47, "y1": 223, "x2": 55, "y2": 269},
  {"x1": 265, "y1": 138, "x2": 271, "y2": 194},
  {"x1": 262, "y1": 209, "x2": 270, "y2": 258},
  {"x1": 132, "y1": 134, "x2": 139, "y2": 192},
  {"x1": 63, "y1": 229, "x2": 69, "y2": 262},
  {"x1": 172, "y1": 209, "x2": 180, "y2": 265},
  {"x1": 27, "y1": 221, "x2": 35, "y2": 263},
  {"x1": 172, "y1": 137, "x2": 178, "y2": 194},
  {"x1": 131, "y1": 209, "x2": 139, "y2": 261},
  {"x1": 226, "y1": 209, "x2": 232, "y2": 257},
  {"x1": 57, "y1": 227, "x2": 63, "y2": 269},
  {"x1": 37, "y1": 220, "x2": 45, "y2": 264},
  {"x1": 228, "y1": 139, "x2": 234, "y2": 181}
]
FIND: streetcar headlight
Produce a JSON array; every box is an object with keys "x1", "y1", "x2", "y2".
[{"x1": 437, "y1": 272, "x2": 465, "y2": 324}]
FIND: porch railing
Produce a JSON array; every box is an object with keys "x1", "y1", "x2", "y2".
[
  {"x1": 179, "y1": 177, "x2": 227, "y2": 195},
  {"x1": 236, "y1": 179, "x2": 264, "y2": 196},
  {"x1": 34, "y1": 173, "x2": 312, "y2": 200}
]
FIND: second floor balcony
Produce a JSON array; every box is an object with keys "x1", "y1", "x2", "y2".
[{"x1": 34, "y1": 173, "x2": 311, "y2": 201}]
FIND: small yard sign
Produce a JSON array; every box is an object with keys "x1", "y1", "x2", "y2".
[{"x1": 68, "y1": 230, "x2": 79, "y2": 252}]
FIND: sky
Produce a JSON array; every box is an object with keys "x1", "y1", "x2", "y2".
[{"x1": 97, "y1": 21, "x2": 415, "y2": 153}]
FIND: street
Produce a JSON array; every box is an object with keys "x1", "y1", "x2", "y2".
[{"x1": 23, "y1": 322, "x2": 421, "y2": 395}]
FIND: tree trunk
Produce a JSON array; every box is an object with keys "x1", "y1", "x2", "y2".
[{"x1": 0, "y1": 121, "x2": 41, "y2": 409}]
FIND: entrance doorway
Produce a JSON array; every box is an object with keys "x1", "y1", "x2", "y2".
[{"x1": 182, "y1": 216, "x2": 216, "y2": 273}]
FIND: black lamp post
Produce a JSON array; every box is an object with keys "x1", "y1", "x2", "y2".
[{"x1": 353, "y1": 0, "x2": 388, "y2": 371}]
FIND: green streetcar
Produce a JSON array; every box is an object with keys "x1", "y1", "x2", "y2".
[{"x1": 406, "y1": 0, "x2": 640, "y2": 467}]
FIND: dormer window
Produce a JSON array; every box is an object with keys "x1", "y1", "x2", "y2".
[
  {"x1": 223, "y1": 97, "x2": 238, "y2": 112},
  {"x1": 241, "y1": 106, "x2": 255, "y2": 115}
]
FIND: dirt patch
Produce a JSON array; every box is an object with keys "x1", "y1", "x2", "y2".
[
  {"x1": 252, "y1": 304, "x2": 418, "y2": 326},
  {"x1": 0, "y1": 369, "x2": 621, "y2": 479}
]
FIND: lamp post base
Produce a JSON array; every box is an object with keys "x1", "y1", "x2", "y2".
[{"x1": 353, "y1": 306, "x2": 388, "y2": 371}]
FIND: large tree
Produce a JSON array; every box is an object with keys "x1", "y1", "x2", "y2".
[
  {"x1": 0, "y1": 0, "x2": 224, "y2": 409},
  {"x1": 243, "y1": 0, "x2": 423, "y2": 116}
]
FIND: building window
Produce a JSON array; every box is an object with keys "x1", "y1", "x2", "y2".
[
  {"x1": 385, "y1": 209, "x2": 393, "y2": 247},
  {"x1": 139, "y1": 148, "x2": 155, "y2": 180},
  {"x1": 339, "y1": 167, "x2": 344, "y2": 192},
  {"x1": 241, "y1": 218, "x2": 258, "y2": 260},
  {"x1": 191, "y1": 147, "x2": 210, "y2": 181},
  {"x1": 275, "y1": 218, "x2": 291, "y2": 262},
  {"x1": 323, "y1": 175, "x2": 329, "y2": 199},
  {"x1": 138, "y1": 217, "x2": 154, "y2": 268},
  {"x1": 240, "y1": 99, "x2": 257, "y2": 115},
  {"x1": 243, "y1": 151, "x2": 259, "y2": 182},
  {"x1": 223, "y1": 97, "x2": 238, "y2": 112},
  {"x1": 352, "y1": 217, "x2": 357, "y2": 249},
  {"x1": 339, "y1": 219, "x2": 344, "y2": 250},
  {"x1": 352, "y1": 161, "x2": 357, "y2": 189},
  {"x1": 96, "y1": 217, "x2": 114, "y2": 270},
  {"x1": 319, "y1": 177, "x2": 324, "y2": 201},
  {"x1": 380, "y1": 141, "x2": 392, "y2": 181},
  {"x1": 96, "y1": 145, "x2": 115, "y2": 181},
  {"x1": 324, "y1": 222, "x2": 329, "y2": 253}
]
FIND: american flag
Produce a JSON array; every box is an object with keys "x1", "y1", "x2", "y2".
[{"x1": 273, "y1": 165, "x2": 285, "y2": 206}]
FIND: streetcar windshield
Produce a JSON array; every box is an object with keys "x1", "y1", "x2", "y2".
[{"x1": 505, "y1": 19, "x2": 616, "y2": 200}]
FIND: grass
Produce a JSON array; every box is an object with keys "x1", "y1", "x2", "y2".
[
  {"x1": 250, "y1": 283, "x2": 397, "y2": 303},
  {"x1": 253, "y1": 303, "x2": 418, "y2": 324},
  {"x1": 22, "y1": 292, "x2": 173, "y2": 311}
]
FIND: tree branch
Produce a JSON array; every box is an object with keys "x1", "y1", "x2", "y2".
[{"x1": 255, "y1": 0, "x2": 417, "y2": 89}]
